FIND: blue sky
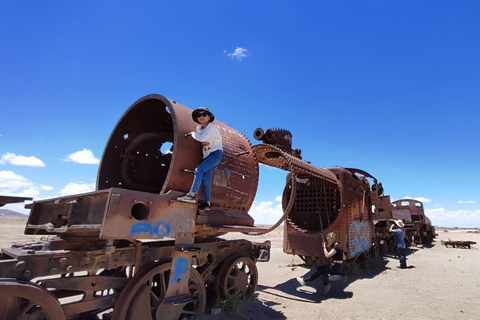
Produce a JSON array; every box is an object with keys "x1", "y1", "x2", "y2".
[{"x1": 1, "y1": 1, "x2": 479, "y2": 227}]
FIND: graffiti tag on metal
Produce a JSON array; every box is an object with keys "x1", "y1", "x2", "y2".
[
  {"x1": 171, "y1": 257, "x2": 189, "y2": 283},
  {"x1": 130, "y1": 221, "x2": 171, "y2": 237},
  {"x1": 349, "y1": 221, "x2": 371, "y2": 256}
]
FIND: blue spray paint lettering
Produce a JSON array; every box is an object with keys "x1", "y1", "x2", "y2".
[
  {"x1": 349, "y1": 221, "x2": 372, "y2": 256},
  {"x1": 171, "y1": 257, "x2": 189, "y2": 283},
  {"x1": 130, "y1": 221, "x2": 171, "y2": 237}
]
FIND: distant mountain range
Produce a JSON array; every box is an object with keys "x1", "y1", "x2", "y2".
[{"x1": 0, "y1": 209, "x2": 28, "y2": 218}]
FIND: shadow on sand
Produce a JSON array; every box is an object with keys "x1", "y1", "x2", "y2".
[
  {"x1": 197, "y1": 245, "x2": 436, "y2": 319},
  {"x1": 255, "y1": 255, "x2": 395, "y2": 307},
  {"x1": 195, "y1": 295, "x2": 287, "y2": 320}
]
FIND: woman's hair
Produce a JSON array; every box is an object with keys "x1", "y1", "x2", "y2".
[{"x1": 326, "y1": 232, "x2": 336, "y2": 247}]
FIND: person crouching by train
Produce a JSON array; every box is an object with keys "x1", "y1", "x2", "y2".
[
  {"x1": 177, "y1": 107, "x2": 223, "y2": 212},
  {"x1": 296, "y1": 232, "x2": 344, "y2": 294},
  {"x1": 389, "y1": 219, "x2": 408, "y2": 269}
]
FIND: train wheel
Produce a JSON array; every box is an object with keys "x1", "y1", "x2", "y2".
[
  {"x1": 218, "y1": 256, "x2": 258, "y2": 300},
  {"x1": 111, "y1": 262, "x2": 206, "y2": 320},
  {"x1": 0, "y1": 279, "x2": 65, "y2": 320}
]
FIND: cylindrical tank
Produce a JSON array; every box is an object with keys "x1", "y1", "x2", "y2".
[
  {"x1": 97, "y1": 94, "x2": 258, "y2": 212},
  {"x1": 282, "y1": 167, "x2": 375, "y2": 265}
]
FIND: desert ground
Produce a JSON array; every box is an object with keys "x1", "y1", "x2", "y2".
[{"x1": 1, "y1": 218, "x2": 479, "y2": 320}]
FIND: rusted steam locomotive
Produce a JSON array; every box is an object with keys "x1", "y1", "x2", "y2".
[
  {"x1": 252, "y1": 133, "x2": 377, "y2": 267},
  {"x1": 0, "y1": 93, "x2": 435, "y2": 320},
  {"x1": 253, "y1": 130, "x2": 435, "y2": 267},
  {"x1": 0, "y1": 94, "x2": 272, "y2": 320}
]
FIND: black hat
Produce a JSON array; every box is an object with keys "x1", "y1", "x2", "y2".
[{"x1": 192, "y1": 107, "x2": 215, "y2": 124}]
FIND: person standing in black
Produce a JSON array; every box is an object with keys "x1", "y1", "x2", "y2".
[{"x1": 296, "y1": 232, "x2": 344, "y2": 294}]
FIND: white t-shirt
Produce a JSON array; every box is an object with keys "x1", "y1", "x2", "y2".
[{"x1": 191, "y1": 122, "x2": 223, "y2": 158}]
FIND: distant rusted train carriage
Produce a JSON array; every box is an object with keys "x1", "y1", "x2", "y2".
[
  {"x1": 373, "y1": 192, "x2": 436, "y2": 250},
  {"x1": 391, "y1": 199, "x2": 436, "y2": 244}
]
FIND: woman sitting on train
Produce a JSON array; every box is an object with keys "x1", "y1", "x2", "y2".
[{"x1": 296, "y1": 232, "x2": 344, "y2": 294}]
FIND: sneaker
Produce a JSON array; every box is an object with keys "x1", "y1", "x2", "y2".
[
  {"x1": 177, "y1": 194, "x2": 196, "y2": 203},
  {"x1": 296, "y1": 277, "x2": 306, "y2": 286},
  {"x1": 198, "y1": 202, "x2": 212, "y2": 212},
  {"x1": 324, "y1": 283, "x2": 331, "y2": 294}
]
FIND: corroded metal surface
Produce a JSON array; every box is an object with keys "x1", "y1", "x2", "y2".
[
  {"x1": 282, "y1": 167, "x2": 375, "y2": 264},
  {"x1": 25, "y1": 94, "x2": 265, "y2": 239},
  {"x1": 251, "y1": 128, "x2": 375, "y2": 265},
  {"x1": 0, "y1": 279, "x2": 66, "y2": 320},
  {"x1": 253, "y1": 128, "x2": 300, "y2": 157},
  {"x1": 0, "y1": 195, "x2": 32, "y2": 207},
  {"x1": 0, "y1": 236, "x2": 269, "y2": 318},
  {"x1": 392, "y1": 199, "x2": 436, "y2": 244},
  {"x1": 218, "y1": 256, "x2": 258, "y2": 300},
  {"x1": 392, "y1": 199, "x2": 423, "y2": 223},
  {"x1": 111, "y1": 261, "x2": 206, "y2": 319},
  {"x1": 1, "y1": 94, "x2": 271, "y2": 320},
  {"x1": 250, "y1": 142, "x2": 341, "y2": 235},
  {"x1": 253, "y1": 143, "x2": 339, "y2": 185},
  {"x1": 98, "y1": 94, "x2": 258, "y2": 213}
]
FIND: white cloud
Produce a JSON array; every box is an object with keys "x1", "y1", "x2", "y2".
[
  {"x1": 41, "y1": 185, "x2": 54, "y2": 191},
  {"x1": 426, "y1": 207, "x2": 480, "y2": 228},
  {"x1": 249, "y1": 198, "x2": 283, "y2": 225},
  {"x1": 0, "y1": 152, "x2": 45, "y2": 167},
  {"x1": 59, "y1": 182, "x2": 95, "y2": 196},
  {"x1": 16, "y1": 187, "x2": 40, "y2": 198},
  {"x1": 0, "y1": 170, "x2": 34, "y2": 194},
  {"x1": 0, "y1": 171, "x2": 38, "y2": 215},
  {"x1": 63, "y1": 149, "x2": 100, "y2": 165},
  {"x1": 225, "y1": 47, "x2": 250, "y2": 61},
  {"x1": 275, "y1": 195, "x2": 282, "y2": 202},
  {"x1": 458, "y1": 200, "x2": 476, "y2": 204},
  {"x1": 403, "y1": 195, "x2": 431, "y2": 203}
]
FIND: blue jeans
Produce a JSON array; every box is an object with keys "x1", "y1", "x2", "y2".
[
  {"x1": 191, "y1": 150, "x2": 223, "y2": 202},
  {"x1": 396, "y1": 246, "x2": 407, "y2": 268}
]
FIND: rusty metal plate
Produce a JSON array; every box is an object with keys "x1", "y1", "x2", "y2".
[{"x1": 0, "y1": 195, "x2": 32, "y2": 207}]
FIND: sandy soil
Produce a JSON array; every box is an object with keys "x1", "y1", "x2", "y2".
[
  {"x1": 0, "y1": 218, "x2": 45, "y2": 248},
  {"x1": 1, "y1": 218, "x2": 479, "y2": 320},
  {"x1": 215, "y1": 228, "x2": 480, "y2": 320}
]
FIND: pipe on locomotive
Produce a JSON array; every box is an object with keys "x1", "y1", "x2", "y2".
[{"x1": 252, "y1": 128, "x2": 342, "y2": 233}]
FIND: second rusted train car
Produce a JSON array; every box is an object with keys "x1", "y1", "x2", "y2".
[
  {"x1": 252, "y1": 129, "x2": 376, "y2": 268},
  {"x1": 391, "y1": 199, "x2": 436, "y2": 244}
]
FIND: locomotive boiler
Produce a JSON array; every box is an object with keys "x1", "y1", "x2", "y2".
[
  {"x1": 252, "y1": 129, "x2": 377, "y2": 267},
  {"x1": 0, "y1": 94, "x2": 271, "y2": 320}
]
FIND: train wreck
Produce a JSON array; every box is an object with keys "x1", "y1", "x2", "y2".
[
  {"x1": 0, "y1": 93, "x2": 436, "y2": 320},
  {"x1": 0, "y1": 94, "x2": 271, "y2": 320}
]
